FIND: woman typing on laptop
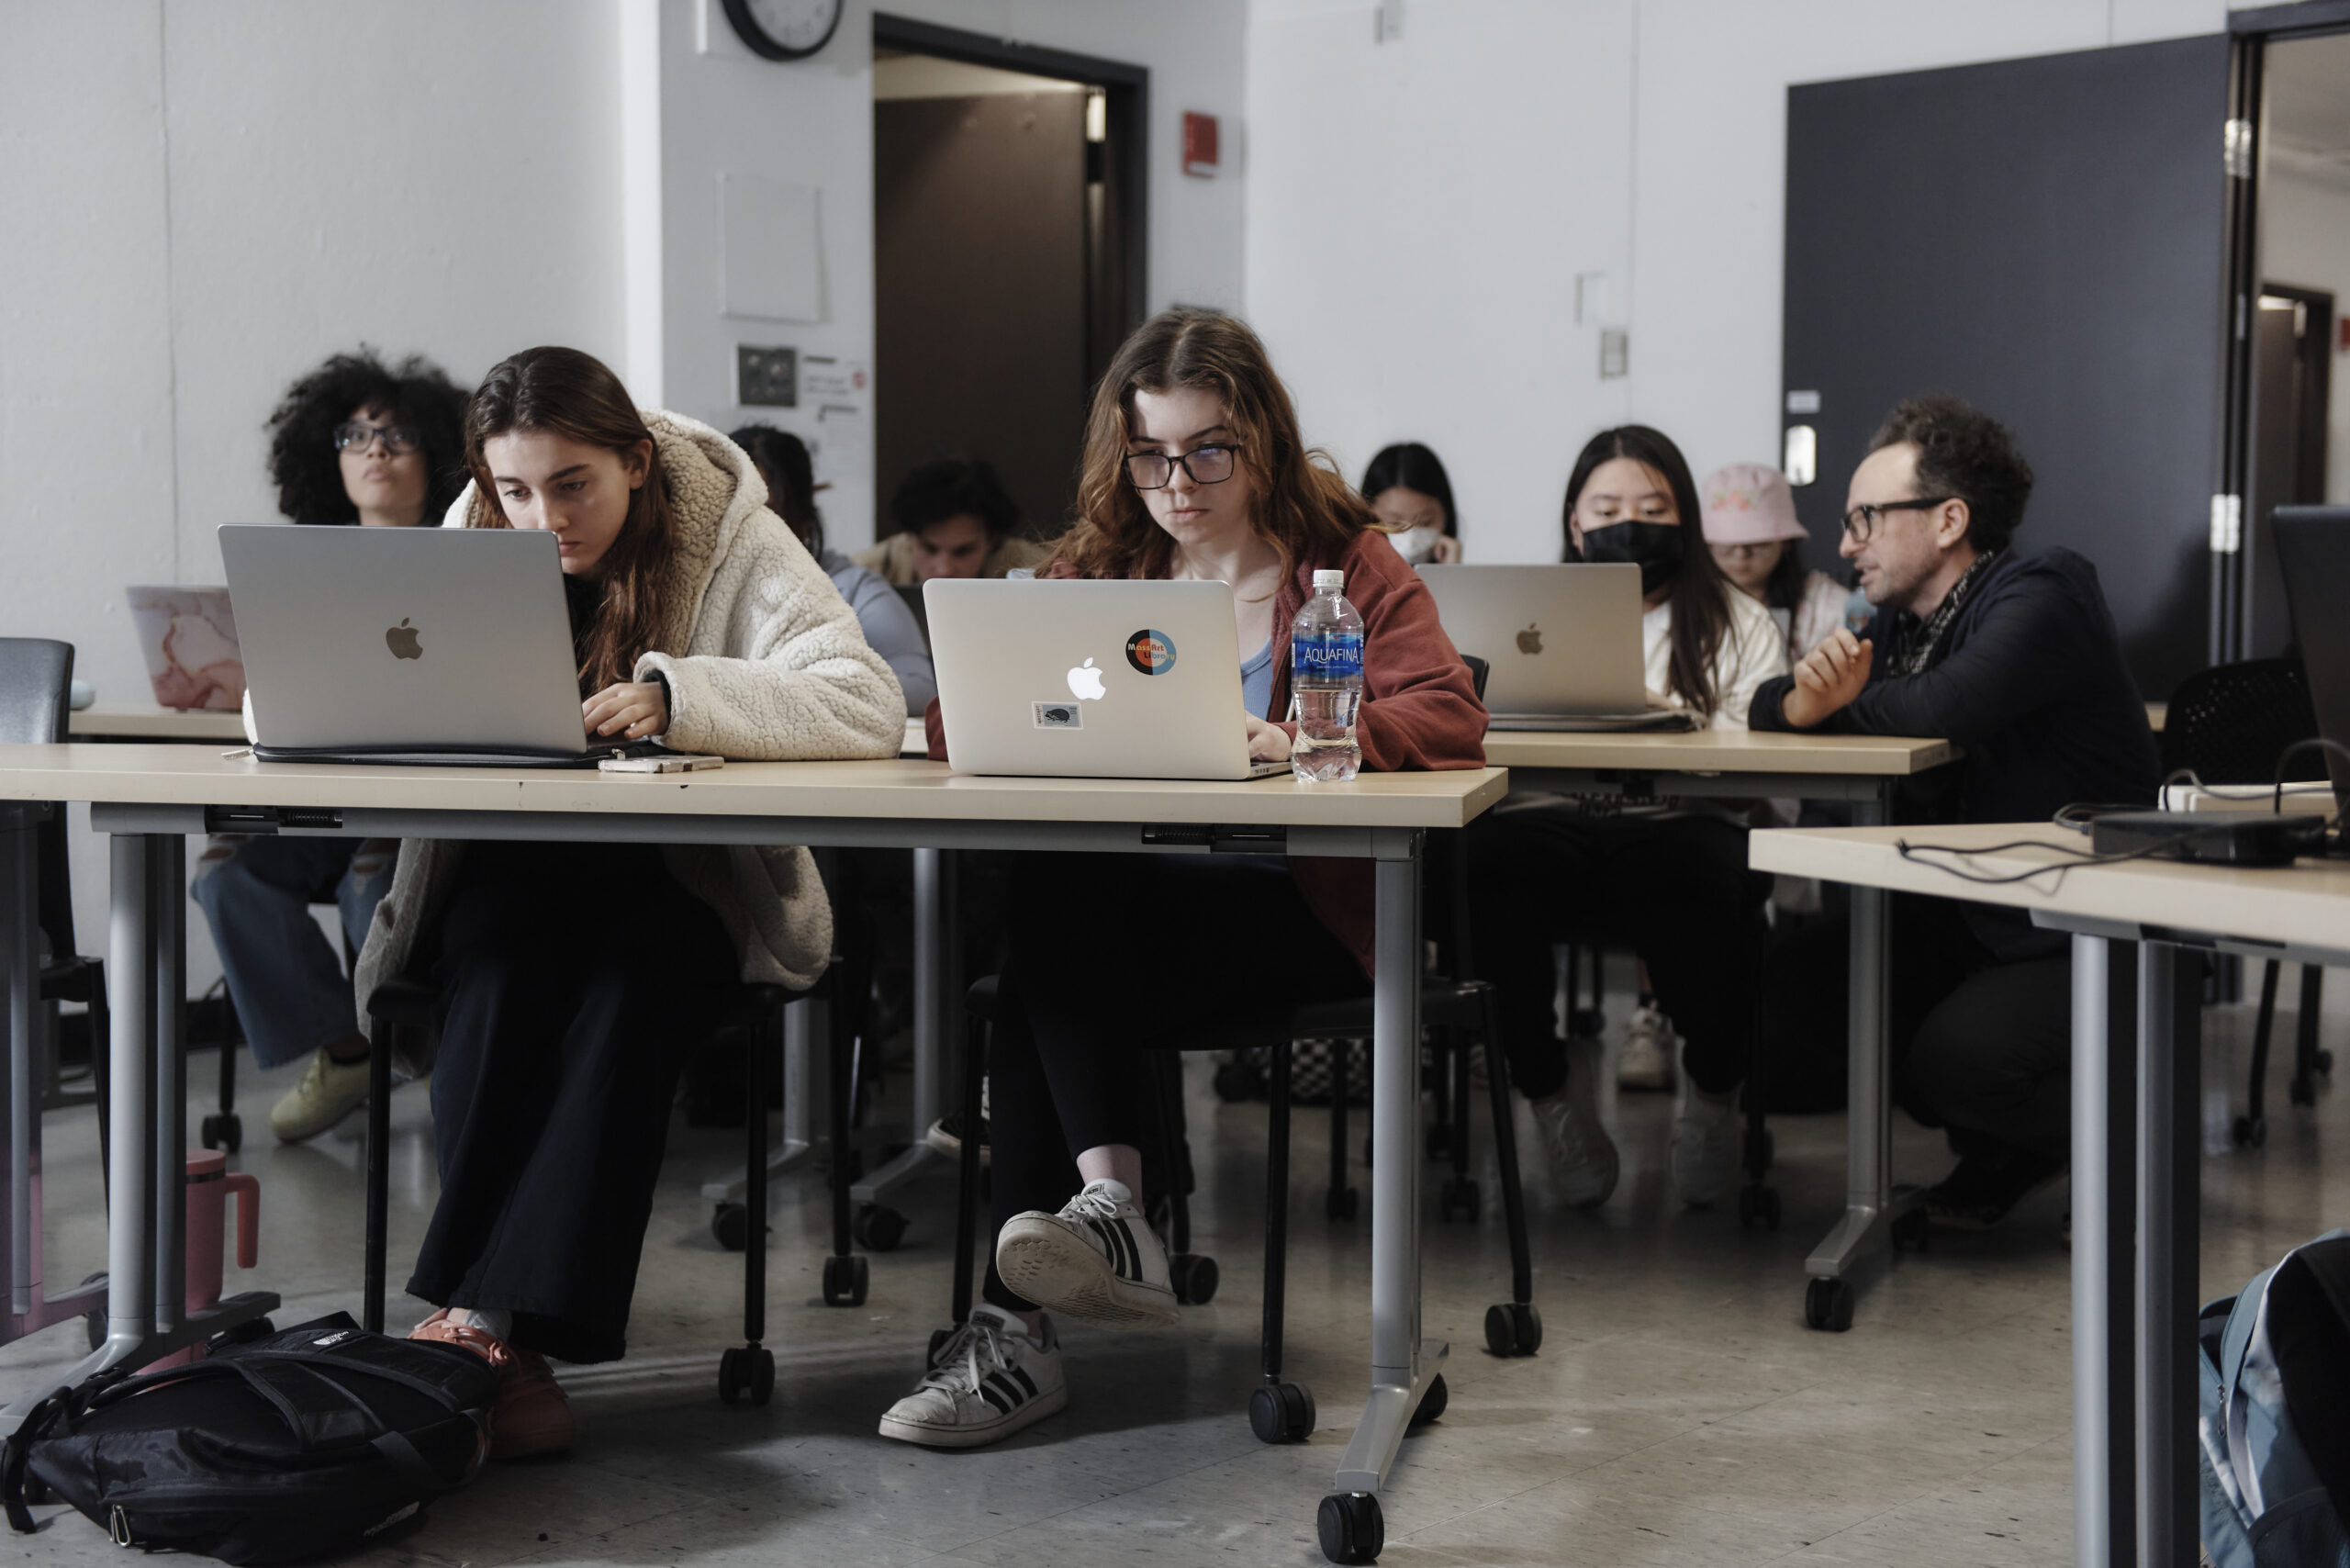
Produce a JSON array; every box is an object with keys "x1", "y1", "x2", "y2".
[
  {"x1": 1464, "y1": 426, "x2": 1785, "y2": 1215},
  {"x1": 350, "y1": 346, "x2": 904, "y2": 1457},
  {"x1": 877, "y1": 308, "x2": 1485, "y2": 1450}
]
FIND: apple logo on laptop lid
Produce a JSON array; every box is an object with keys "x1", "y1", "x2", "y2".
[
  {"x1": 386, "y1": 619, "x2": 422, "y2": 660},
  {"x1": 1067, "y1": 657, "x2": 1105, "y2": 700},
  {"x1": 1516, "y1": 623, "x2": 1543, "y2": 655}
]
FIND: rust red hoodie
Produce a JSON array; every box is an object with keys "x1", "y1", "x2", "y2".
[{"x1": 925, "y1": 529, "x2": 1488, "y2": 972}]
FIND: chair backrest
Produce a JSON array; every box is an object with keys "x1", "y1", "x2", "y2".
[
  {"x1": 2162, "y1": 658, "x2": 2324, "y2": 785},
  {"x1": 0, "y1": 639, "x2": 73, "y2": 745},
  {"x1": 0, "y1": 638, "x2": 79, "y2": 958}
]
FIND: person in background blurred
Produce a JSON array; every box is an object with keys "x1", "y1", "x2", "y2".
[
  {"x1": 856, "y1": 456, "x2": 1047, "y2": 585},
  {"x1": 1700, "y1": 463, "x2": 1849, "y2": 668},
  {"x1": 1361, "y1": 441, "x2": 1462, "y2": 565},
  {"x1": 731, "y1": 424, "x2": 934, "y2": 714},
  {"x1": 196, "y1": 349, "x2": 468, "y2": 1143}
]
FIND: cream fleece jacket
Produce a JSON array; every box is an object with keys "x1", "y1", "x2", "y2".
[{"x1": 352, "y1": 409, "x2": 904, "y2": 1043}]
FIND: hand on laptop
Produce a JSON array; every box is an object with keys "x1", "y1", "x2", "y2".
[
  {"x1": 1781, "y1": 628, "x2": 1874, "y2": 729},
  {"x1": 1245, "y1": 712, "x2": 1293, "y2": 765},
  {"x1": 586, "y1": 680, "x2": 669, "y2": 741}
]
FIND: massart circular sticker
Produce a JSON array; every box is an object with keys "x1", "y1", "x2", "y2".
[{"x1": 1125, "y1": 629, "x2": 1178, "y2": 676}]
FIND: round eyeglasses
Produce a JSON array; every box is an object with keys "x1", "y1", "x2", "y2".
[{"x1": 1125, "y1": 444, "x2": 1237, "y2": 490}]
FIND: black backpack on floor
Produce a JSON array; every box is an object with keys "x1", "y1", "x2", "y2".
[{"x1": 2, "y1": 1314, "x2": 498, "y2": 1564}]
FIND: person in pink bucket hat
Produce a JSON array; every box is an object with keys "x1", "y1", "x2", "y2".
[{"x1": 1700, "y1": 463, "x2": 1854, "y2": 669}]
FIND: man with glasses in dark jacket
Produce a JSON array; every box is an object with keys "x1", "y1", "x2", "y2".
[{"x1": 1751, "y1": 395, "x2": 2159, "y2": 1231}]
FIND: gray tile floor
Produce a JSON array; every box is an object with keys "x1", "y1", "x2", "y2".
[{"x1": 6, "y1": 970, "x2": 2346, "y2": 1567}]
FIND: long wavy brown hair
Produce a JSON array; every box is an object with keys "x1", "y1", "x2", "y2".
[
  {"x1": 464, "y1": 347, "x2": 677, "y2": 694},
  {"x1": 1048, "y1": 308, "x2": 1374, "y2": 582},
  {"x1": 1561, "y1": 425, "x2": 1739, "y2": 716}
]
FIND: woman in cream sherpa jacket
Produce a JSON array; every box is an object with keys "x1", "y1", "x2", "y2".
[{"x1": 372, "y1": 347, "x2": 901, "y2": 1455}]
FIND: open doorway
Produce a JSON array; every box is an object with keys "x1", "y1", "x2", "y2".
[
  {"x1": 870, "y1": 16, "x2": 1147, "y2": 554},
  {"x1": 2239, "y1": 28, "x2": 2350, "y2": 655}
]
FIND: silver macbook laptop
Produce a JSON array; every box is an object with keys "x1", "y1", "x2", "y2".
[
  {"x1": 220, "y1": 523, "x2": 657, "y2": 767},
  {"x1": 1416, "y1": 563, "x2": 1693, "y2": 731},
  {"x1": 924, "y1": 578, "x2": 1289, "y2": 779}
]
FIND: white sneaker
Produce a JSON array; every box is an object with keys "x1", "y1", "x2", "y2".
[
  {"x1": 1671, "y1": 1083, "x2": 1741, "y2": 1208},
  {"x1": 994, "y1": 1179, "x2": 1179, "y2": 1329},
  {"x1": 1528, "y1": 1036, "x2": 1618, "y2": 1208},
  {"x1": 878, "y1": 1305, "x2": 1067, "y2": 1449},
  {"x1": 1616, "y1": 1002, "x2": 1678, "y2": 1093}
]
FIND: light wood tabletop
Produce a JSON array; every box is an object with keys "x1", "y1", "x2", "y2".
[
  {"x1": 67, "y1": 705, "x2": 247, "y2": 743},
  {"x1": 1751, "y1": 820, "x2": 2350, "y2": 953},
  {"x1": 1480, "y1": 727, "x2": 1955, "y2": 777},
  {"x1": 0, "y1": 744, "x2": 1509, "y2": 832}
]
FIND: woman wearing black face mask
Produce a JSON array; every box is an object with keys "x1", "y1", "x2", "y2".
[
  {"x1": 1562, "y1": 426, "x2": 1780, "y2": 721},
  {"x1": 1463, "y1": 424, "x2": 1785, "y2": 1218}
]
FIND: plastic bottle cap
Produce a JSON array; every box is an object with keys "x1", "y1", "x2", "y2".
[{"x1": 1312, "y1": 570, "x2": 1346, "y2": 592}]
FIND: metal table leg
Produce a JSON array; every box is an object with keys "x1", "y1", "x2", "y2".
[
  {"x1": 5, "y1": 807, "x2": 35, "y2": 1322},
  {"x1": 3, "y1": 833, "x2": 274, "y2": 1423},
  {"x1": 1331, "y1": 832, "x2": 1444, "y2": 1529},
  {"x1": 852, "y1": 846, "x2": 951, "y2": 1207},
  {"x1": 2135, "y1": 941, "x2": 2198, "y2": 1568},
  {"x1": 1803, "y1": 791, "x2": 1919, "y2": 1321},
  {"x1": 2072, "y1": 934, "x2": 2132, "y2": 1568}
]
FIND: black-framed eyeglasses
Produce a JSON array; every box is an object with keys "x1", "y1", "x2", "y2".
[
  {"x1": 1841, "y1": 496, "x2": 1953, "y2": 543},
  {"x1": 333, "y1": 420, "x2": 420, "y2": 456},
  {"x1": 1125, "y1": 444, "x2": 1237, "y2": 490}
]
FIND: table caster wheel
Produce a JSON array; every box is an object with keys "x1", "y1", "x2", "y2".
[
  {"x1": 1169, "y1": 1251, "x2": 1220, "y2": 1305},
  {"x1": 1411, "y1": 1373, "x2": 1447, "y2": 1426},
  {"x1": 1213, "y1": 1059, "x2": 1263, "y2": 1102},
  {"x1": 1248, "y1": 1379, "x2": 1316, "y2": 1443},
  {"x1": 1317, "y1": 1491, "x2": 1384, "y2": 1565},
  {"x1": 712, "y1": 1202, "x2": 750, "y2": 1251},
  {"x1": 718, "y1": 1345, "x2": 746, "y2": 1406},
  {"x1": 853, "y1": 1203, "x2": 907, "y2": 1251},
  {"x1": 1483, "y1": 1301, "x2": 1542, "y2": 1357},
  {"x1": 749, "y1": 1346, "x2": 775, "y2": 1406},
  {"x1": 822, "y1": 1253, "x2": 869, "y2": 1307},
  {"x1": 1890, "y1": 1208, "x2": 1930, "y2": 1253},
  {"x1": 1438, "y1": 1177, "x2": 1481, "y2": 1223},
  {"x1": 1804, "y1": 1276, "x2": 1854, "y2": 1332},
  {"x1": 200, "y1": 1114, "x2": 241, "y2": 1154},
  {"x1": 1327, "y1": 1185, "x2": 1359, "y2": 1222}
]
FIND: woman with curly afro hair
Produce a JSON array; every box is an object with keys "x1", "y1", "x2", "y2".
[
  {"x1": 264, "y1": 349, "x2": 468, "y2": 527},
  {"x1": 196, "y1": 350, "x2": 470, "y2": 1155}
]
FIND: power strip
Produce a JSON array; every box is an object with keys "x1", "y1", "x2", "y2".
[{"x1": 2088, "y1": 812, "x2": 2324, "y2": 867}]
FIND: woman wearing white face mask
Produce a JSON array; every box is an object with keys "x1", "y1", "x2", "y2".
[{"x1": 1361, "y1": 442, "x2": 1462, "y2": 564}]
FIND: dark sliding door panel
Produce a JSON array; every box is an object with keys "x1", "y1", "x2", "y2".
[{"x1": 1784, "y1": 34, "x2": 2231, "y2": 697}]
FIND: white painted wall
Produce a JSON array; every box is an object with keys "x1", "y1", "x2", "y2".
[
  {"x1": 2262, "y1": 166, "x2": 2350, "y2": 506},
  {"x1": 656, "y1": 0, "x2": 1248, "y2": 551},
  {"x1": 1244, "y1": 0, "x2": 2237, "y2": 567}
]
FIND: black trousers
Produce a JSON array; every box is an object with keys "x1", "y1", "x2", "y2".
[
  {"x1": 984, "y1": 853, "x2": 1368, "y2": 1314},
  {"x1": 409, "y1": 841, "x2": 738, "y2": 1364},
  {"x1": 1761, "y1": 895, "x2": 2072, "y2": 1165},
  {"x1": 1464, "y1": 805, "x2": 1769, "y2": 1100}
]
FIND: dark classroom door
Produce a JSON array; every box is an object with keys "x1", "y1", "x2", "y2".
[{"x1": 1783, "y1": 34, "x2": 2232, "y2": 698}]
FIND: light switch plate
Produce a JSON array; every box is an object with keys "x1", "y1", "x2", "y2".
[{"x1": 737, "y1": 344, "x2": 798, "y2": 408}]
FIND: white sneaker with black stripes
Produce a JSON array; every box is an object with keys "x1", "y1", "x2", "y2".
[
  {"x1": 877, "y1": 1305, "x2": 1067, "y2": 1449},
  {"x1": 994, "y1": 1178, "x2": 1179, "y2": 1329}
]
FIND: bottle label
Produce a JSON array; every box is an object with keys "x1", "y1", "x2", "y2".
[{"x1": 1293, "y1": 630, "x2": 1363, "y2": 679}]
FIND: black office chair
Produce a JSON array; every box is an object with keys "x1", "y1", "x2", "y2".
[
  {"x1": 2162, "y1": 658, "x2": 2333, "y2": 1146},
  {"x1": 356, "y1": 862, "x2": 878, "y2": 1409},
  {"x1": 0, "y1": 640, "x2": 112, "y2": 1148}
]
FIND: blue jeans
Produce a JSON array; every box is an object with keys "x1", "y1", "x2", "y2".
[{"x1": 191, "y1": 835, "x2": 395, "y2": 1070}]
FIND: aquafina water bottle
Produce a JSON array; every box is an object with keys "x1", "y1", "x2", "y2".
[{"x1": 1291, "y1": 569, "x2": 1364, "y2": 782}]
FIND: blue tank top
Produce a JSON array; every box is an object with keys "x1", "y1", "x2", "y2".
[{"x1": 1240, "y1": 638, "x2": 1276, "y2": 719}]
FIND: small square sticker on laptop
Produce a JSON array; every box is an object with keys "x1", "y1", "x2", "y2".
[{"x1": 1033, "y1": 700, "x2": 1083, "y2": 730}]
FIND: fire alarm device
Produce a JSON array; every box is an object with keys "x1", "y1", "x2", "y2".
[{"x1": 1182, "y1": 112, "x2": 1220, "y2": 178}]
